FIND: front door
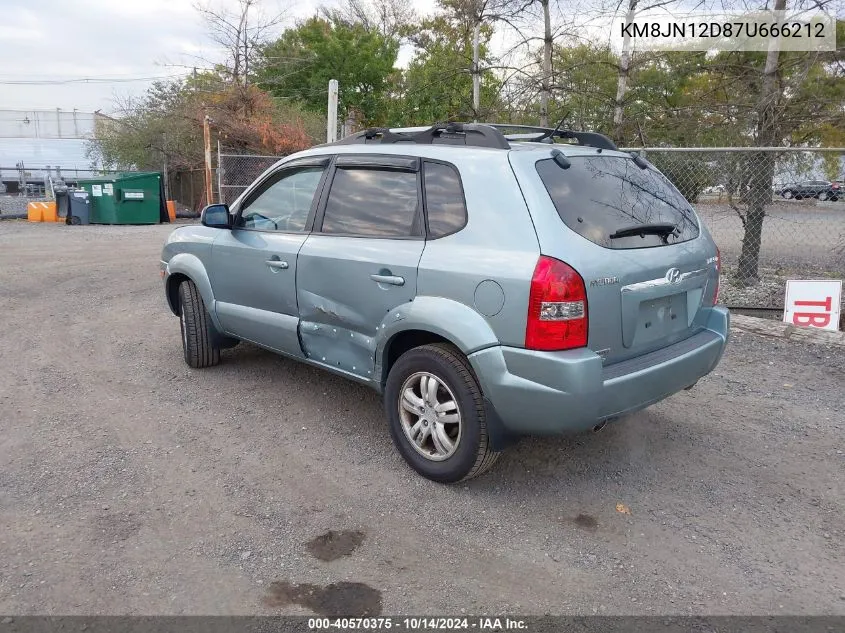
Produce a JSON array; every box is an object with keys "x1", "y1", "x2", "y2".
[
  {"x1": 296, "y1": 155, "x2": 425, "y2": 379},
  {"x1": 208, "y1": 158, "x2": 329, "y2": 355}
]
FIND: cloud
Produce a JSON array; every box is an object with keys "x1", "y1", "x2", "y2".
[{"x1": 0, "y1": 0, "x2": 320, "y2": 111}]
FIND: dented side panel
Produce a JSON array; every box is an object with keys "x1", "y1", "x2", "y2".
[
  {"x1": 296, "y1": 234, "x2": 425, "y2": 379},
  {"x1": 373, "y1": 296, "x2": 502, "y2": 386}
]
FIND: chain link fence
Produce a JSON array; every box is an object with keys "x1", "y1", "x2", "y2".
[
  {"x1": 217, "y1": 145, "x2": 844, "y2": 310},
  {"x1": 217, "y1": 151, "x2": 282, "y2": 206},
  {"x1": 628, "y1": 148, "x2": 845, "y2": 310}
]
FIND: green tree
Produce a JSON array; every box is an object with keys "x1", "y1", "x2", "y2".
[
  {"x1": 681, "y1": 20, "x2": 845, "y2": 282},
  {"x1": 392, "y1": 15, "x2": 502, "y2": 125},
  {"x1": 256, "y1": 17, "x2": 399, "y2": 125},
  {"x1": 550, "y1": 43, "x2": 617, "y2": 132}
]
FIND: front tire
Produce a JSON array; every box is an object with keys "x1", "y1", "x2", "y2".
[
  {"x1": 384, "y1": 343, "x2": 500, "y2": 483},
  {"x1": 819, "y1": 191, "x2": 829, "y2": 201},
  {"x1": 782, "y1": 190, "x2": 793, "y2": 199},
  {"x1": 178, "y1": 280, "x2": 220, "y2": 368}
]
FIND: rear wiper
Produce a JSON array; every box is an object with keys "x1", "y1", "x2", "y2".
[{"x1": 609, "y1": 223, "x2": 678, "y2": 240}]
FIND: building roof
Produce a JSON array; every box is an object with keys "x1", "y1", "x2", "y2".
[{"x1": 0, "y1": 108, "x2": 96, "y2": 140}]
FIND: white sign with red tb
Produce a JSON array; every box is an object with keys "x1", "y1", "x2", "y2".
[{"x1": 783, "y1": 280, "x2": 842, "y2": 332}]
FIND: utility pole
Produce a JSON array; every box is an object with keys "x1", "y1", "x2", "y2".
[
  {"x1": 472, "y1": 22, "x2": 480, "y2": 122},
  {"x1": 203, "y1": 115, "x2": 214, "y2": 206},
  {"x1": 162, "y1": 132, "x2": 170, "y2": 201},
  {"x1": 539, "y1": 0, "x2": 552, "y2": 127},
  {"x1": 327, "y1": 79, "x2": 339, "y2": 143}
]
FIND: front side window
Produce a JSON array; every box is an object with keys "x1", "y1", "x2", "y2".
[
  {"x1": 321, "y1": 168, "x2": 420, "y2": 237},
  {"x1": 237, "y1": 166, "x2": 325, "y2": 232}
]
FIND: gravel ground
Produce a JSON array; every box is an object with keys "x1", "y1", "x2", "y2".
[
  {"x1": 0, "y1": 221, "x2": 843, "y2": 616},
  {"x1": 0, "y1": 196, "x2": 47, "y2": 217},
  {"x1": 696, "y1": 201, "x2": 845, "y2": 272},
  {"x1": 695, "y1": 201, "x2": 845, "y2": 309}
]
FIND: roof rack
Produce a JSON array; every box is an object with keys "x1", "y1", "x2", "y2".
[
  {"x1": 483, "y1": 123, "x2": 618, "y2": 151},
  {"x1": 326, "y1": 121, "x2": 618, "y2": 152},
  {"x1": 332, "y1": 122, "x2": 510, "y2": 150}
]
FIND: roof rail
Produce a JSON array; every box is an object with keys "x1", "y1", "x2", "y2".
[
  {"x1": 482, "y1": 123, "x2": 618, "y2": 151},
  {"x1": 331, "y1": 122, "x2": 510, "y2": 150},
  {"x1": 325, "y1": 121, "x2": 617, "y2": 152}
]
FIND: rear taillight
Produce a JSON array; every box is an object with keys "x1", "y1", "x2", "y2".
[
  {"x1": 525, "y1": 256, "x2": 588, "y2": 351},
  {"x1": 713, "y1": 247, "x2": 721, "y2": 304}
]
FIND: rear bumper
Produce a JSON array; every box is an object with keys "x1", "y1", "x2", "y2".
[{"x1": 468, "y1": 306, "x2": 729, "y2": 435}]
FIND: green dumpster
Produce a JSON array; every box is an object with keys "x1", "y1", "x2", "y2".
[{"x1": 77, "y1": 172, "x2": 164, "y2": 225}]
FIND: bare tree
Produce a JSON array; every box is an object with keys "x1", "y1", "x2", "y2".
[
  {"x1": 735, "y1": 0, "x2": 785, "y2": 282},
  {"x1": 323, "y1": 0, "x2": 418, "y2": 38},
  {"x1": 611, "y1": 0, "x2": 637, "y2": 141},
  {"x1": 610, "y1": 0, "x2": 684, "y2": 143},
  {"x1": 512, "y1": 0, "x2": 567, "y2": 126},
  {"x1": 194, "y1": 0, "x2": 286, "y2": 87},
  {"x1": 441, "y1": 0, "x2": 534, "y2": 120}
]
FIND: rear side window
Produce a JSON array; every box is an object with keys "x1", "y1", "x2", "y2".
[
  {"x1": 536, "y1": 156, "x2": 699, "y2": 249},
  {"x1": 321, "y1": 168, "x2": 420, "y2": 237},
  {"x1": 423, "y1": 162, "x2": 467, "y2": 238}
]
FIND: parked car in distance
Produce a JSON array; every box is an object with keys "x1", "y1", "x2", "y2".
[
  {"x1": 160, "y1": 122, "x2": 729, "y2": 483},
  {"x1": 778, "y1": 180, "x2": 840, "y2": 201}
]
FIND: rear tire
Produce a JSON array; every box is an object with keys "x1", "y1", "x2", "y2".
[
  {"x1": 819, "y1": 191, "x2": 829, "y2": 201},
  {"x1": 384, "y1": 343, "x2": 500, "y2": 483},
  {"x1": 782, "y1": 190, "x2": 793, "y2": 199},
  {"x1": 178, "y1": 280, "x2": 220, "y2": 368}
]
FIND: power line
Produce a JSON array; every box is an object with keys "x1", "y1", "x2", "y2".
[{"x1": 0, "y1": 74, "x2": 191, "y2": 86}]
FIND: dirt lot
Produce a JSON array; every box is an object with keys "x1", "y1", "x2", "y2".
[{"x1": 0, "y1": 221, "x2": 843, "y2": 616}]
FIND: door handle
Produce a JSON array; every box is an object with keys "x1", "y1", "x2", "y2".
[
  {"x1": 370, "y1": 274, "x2": 405, "y2": 286},
  {"x1": 266, "y1": 260, "x2": 289, "y2": 270}
]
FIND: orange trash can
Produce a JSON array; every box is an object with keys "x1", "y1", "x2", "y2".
[{"x1": 166, "y1": 200, "x2": 176, "y2": 222}]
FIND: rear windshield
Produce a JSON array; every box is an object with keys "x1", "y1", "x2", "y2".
[{"x1": 536, "y1": 155, "x2": 699, "y2": 249}]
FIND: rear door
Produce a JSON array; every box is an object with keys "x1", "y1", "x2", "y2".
[
  {"x1": 296, "y1": 154, "x2": 425, "y2": 379},
  {"x1": 208, "y1": 157, "x2": 330, "y2": 355},
  {"x1": 512, "y1": 151, "x2": 719, "y2": 365}
]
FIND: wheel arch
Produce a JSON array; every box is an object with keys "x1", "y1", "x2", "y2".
[
  {"x1": 164, "y1": 253, "x2": 223, "y2": 331},
  {"x1": 166, "y1": 272, "x2": 190, "y2": 315},
  {"x1": 381, "y1": 330, "x2": 457, "y2": 386},
  {"x1": 375, "y1": 296, "x2": 501, "y2": 389}
]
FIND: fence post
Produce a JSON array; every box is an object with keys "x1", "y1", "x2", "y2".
[
  {"x1": 327, "y1": 79, "x2": 339, "y2": 144},
  {"x1": 217, "y1": 140, "x2": 224, "y2": 206},
  {"x1": 203, "y1": 114, "x2": 213, "y2": 205}
]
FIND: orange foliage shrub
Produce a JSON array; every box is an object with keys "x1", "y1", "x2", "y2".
[{"x1": 203, "y1": 85, "x2": 313, "y2": 156}]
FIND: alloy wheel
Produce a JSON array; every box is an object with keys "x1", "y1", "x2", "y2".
[{"x1": 398, "y1": 372, "x2": 462, "y2": 461}]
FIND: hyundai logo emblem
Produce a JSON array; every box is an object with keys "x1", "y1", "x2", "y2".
[{"x1": 665, "y1": 267, "x2": 682, "y2": 283}]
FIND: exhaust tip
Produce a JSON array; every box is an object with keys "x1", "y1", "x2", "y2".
[{"x1": 593, "y1": 420, "x2": 608, "y2": 433}]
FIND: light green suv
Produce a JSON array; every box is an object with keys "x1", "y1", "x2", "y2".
[{"x1": 161, "y1": 123, "x2": 729, "y2": 483}]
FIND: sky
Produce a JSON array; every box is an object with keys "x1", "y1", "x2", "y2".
[
  {"x1": 3, "y1": 0, "x2": 838, "y2": 114},
  {"x1": 0, "y1": 0, "x2": 433, "y2": 113}
]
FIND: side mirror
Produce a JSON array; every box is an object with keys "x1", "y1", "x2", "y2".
[{"x1": 200, "y1": 203, "x2": 231, "y2": 229}]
